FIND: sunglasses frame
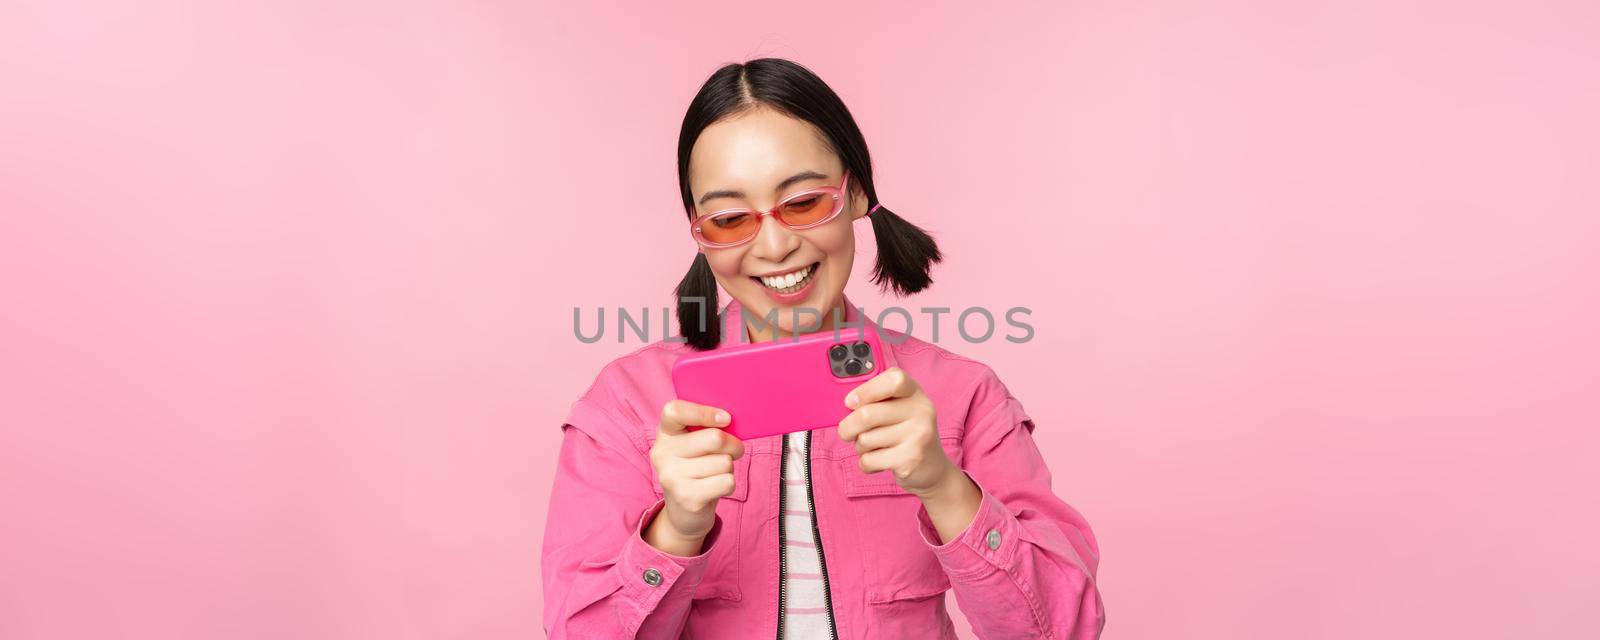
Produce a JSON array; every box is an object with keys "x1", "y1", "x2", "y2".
[{"x1": 689, "y1": 171, "x2": 860, "y2": 248}]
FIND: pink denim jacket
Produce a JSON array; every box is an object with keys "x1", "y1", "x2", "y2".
[{"x1": 542, "y1": 297, "x2": 1105, "y2": 638}]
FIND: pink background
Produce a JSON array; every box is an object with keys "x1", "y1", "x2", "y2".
[{"x1": 3, "y1": 1, "x2": 1596, "y2": 638}]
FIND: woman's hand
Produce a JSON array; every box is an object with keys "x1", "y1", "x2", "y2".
[
  {"x1": 836, "y1": 366, "x2": 958, "y2": 496},
  {"x1": 645, "y1": 399, "x2": 745, "y2": 556},
  {"x1": 837, "y1": 366, "x2": 982, "y2": 542}
]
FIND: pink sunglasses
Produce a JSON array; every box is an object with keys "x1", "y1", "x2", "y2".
[{"x1": 689, "y1": 170, "x2": 881, "y2": 248}]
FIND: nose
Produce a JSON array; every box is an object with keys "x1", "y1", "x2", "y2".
[{"x1": 748, "y1": 211, "x2": 800, "y2": 263}]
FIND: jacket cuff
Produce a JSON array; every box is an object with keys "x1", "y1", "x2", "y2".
[
  {"x1": 619, "y1": 499, "x2": 722, "y2": 607},
  {"x1": 916, "y1": 475, "x2": 1021, "y2": 580}
]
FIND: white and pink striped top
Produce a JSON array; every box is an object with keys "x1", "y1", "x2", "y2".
[{"x1": 781, "y1": 429, "x2": 833, "y2": 639}]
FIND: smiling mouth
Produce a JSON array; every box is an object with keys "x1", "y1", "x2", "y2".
[{"x1": 750, "y1": 262, "x2": 819, "y2": 295}]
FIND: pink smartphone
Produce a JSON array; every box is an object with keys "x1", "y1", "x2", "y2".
[{"x1": 671, "y1": 325, "x2": 894, "y2": 440}]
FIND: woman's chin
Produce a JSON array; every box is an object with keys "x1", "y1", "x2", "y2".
[{"x1": 736, "y1": 288, "x2": 839, "y2": 336}]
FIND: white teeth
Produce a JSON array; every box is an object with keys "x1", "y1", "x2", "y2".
[{"x1": 757, "y1": 264, "x2": 814, "y2": 294}]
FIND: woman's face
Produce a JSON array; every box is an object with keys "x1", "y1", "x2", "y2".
[{"x1": 687, "y1": 106, "x2": 868, "y2": 338}]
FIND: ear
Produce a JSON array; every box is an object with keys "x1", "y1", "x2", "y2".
[{"x1": 849, "y1": 183, "x2": 870, "y2": 221}]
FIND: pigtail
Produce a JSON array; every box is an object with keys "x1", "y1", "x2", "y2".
[
  {"x1": 867, "y1": 204, "x2": 943, "y2": 296},
  {"x1": 675, "y1": 252, "x2": 722, "y2": 350}
]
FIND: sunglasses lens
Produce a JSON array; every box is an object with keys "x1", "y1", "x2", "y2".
[
  {"x1": 776, "y1": 192, "x2": 840, "y2": 227},
  {"x1": 698, "y1": 211, "x2": 759, "y2": 245}
]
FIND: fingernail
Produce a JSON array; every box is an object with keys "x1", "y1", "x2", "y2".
[
  {"x1": 845, "y1": 393, "x2": 858, "y2": 408},
  {"x1": 714, "y1": 411, "x2": 730, "y2": 425}
]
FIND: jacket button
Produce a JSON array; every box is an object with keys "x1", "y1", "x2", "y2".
[
  {"x1": 642, "y1": 568, "x2": 663, "y2": 587},
  {"x1": 985, "y1": 529, "x2": 1002, "y2": 550}
]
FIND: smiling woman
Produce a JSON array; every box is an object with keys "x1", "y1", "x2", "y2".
[{"x1": 542, "y1": 58, "x2": 1105, "y2": 640}]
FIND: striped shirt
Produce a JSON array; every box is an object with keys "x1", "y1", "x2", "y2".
[{"x1": 781, "y1": 430, "x2": 832, "y2": 639}]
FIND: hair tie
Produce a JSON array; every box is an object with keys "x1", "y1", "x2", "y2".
[{"x1": 866, "y1": 203, "x2": 882, "y2": 218}]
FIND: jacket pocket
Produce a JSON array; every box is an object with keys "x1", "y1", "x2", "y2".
[{"x1": 840, "y1": 436, "x2": 964, "y2": 604}]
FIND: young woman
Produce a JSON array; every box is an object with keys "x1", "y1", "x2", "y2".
[{"x1": 543, "y1": 58, "x2": 1104, "y2": 639}]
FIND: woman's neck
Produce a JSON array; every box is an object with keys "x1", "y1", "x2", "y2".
[{"x1": 741, "y1": 301, "x2": 847, "y2": 343}]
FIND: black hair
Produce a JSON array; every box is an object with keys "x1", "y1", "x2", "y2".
[{"x1": 674, "y1": 58, "x2": 943, "y2": 350}]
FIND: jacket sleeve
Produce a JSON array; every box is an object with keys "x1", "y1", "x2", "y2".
[
  {"x1": 541, "y1": 397, "x2": 724, "y2": 639},
  {"x1": 916, "y1": 368, "x2": 1106, "y2": 639}
]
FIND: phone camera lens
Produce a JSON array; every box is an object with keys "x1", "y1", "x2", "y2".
[
  {"x1": 844, "y1": 359, "x2": 863, "y2": 375},
  {"x1": 829, "y1": 344, "x2": 848, "y2": 360},
  {"x1": 852, "y1": 342, "x2": 870, "y2": 358}
]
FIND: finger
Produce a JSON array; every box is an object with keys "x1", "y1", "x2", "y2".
[
  {"x1": 853, "y1": 421, "x2": 904, "y2": 455},
  {"x1": 844, "y1": 367, "x2": 919, "y2": 410},
  {"x1": 680, "y1": 473, "x2": 736, "y2": 507},
  {"x1": 675, "y1": 453, "x2": 734, "y2": 480},
  {"x1": 673, "y1": 427, "x2": 728, "y2": 457},
  {"x1": 838, "y1": 397, "x2": 914, "y2": 442},
  {"x1": 660, "y1": 399, "x2": 731, "y2": 435},
  {"x1": 674, "y1": 427, "x2": 744, "y2": 459},
  {"x1": 859, "y1": 442, "x2": 922, "y2": 479},
  {"x1": 857, "y1": 446, "x2": 896, "y2": 475}
]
